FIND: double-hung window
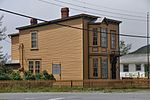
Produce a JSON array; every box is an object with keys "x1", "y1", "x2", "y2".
[
  {"x1": 35, "y1": 61, "x2": 40, "y2": 73},
  {"x1": 101, "y1": 58, "x2": 108, "y2": 79},
  {"x1": 29, "y1": 61, "x2": 34, "y2": 73},
  {"x1": 100, "y1": 28, "x2": 107, "y2": 48},
  {"x1": 28, "y1": 60, "x2": 41, "y2": 74},
  {"x1": 93, "y1": 58, "x2": 98, "y2": 77},
  {"x1": 31, "y1": 32, "x2": 37, "y2": 49},
  {"x1": 93, "y1": 28, "x2": 98, "y2": 45},
  {"x1": 111, "y1": 31, "x2": 116, "y2": 49}
]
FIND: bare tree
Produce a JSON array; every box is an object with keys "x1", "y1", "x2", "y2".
[
  {"x1": 119, "y1": 40, "x2": 131, "y2": 56},
  {"x1": 0, "y1": 15, "x2": 6, "y2": 64}
]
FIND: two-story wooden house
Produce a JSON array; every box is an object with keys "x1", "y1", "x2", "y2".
[{"x1": 8, "y1": 7, "x2": 121, "y2": 80}]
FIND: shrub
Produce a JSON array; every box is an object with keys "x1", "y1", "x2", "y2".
[
  {"x1": 0, "y1": 73, "x2": 11, "y2": 80},
  {"x1": 24, "y1": 71, "x2": 35, "y2": 80},
  {"x1": 10, "y1": 71, "x2": 22, "y2": 80},
  {"x1": 35, "y1": 73, "x2": 42, "y2": 80},
  {"x1": 42, "y1": 70, "x2": 55, "y2": 80},
  {"x1": 23, "y1": 70, "x2": 55, "y2": 80},
  {"x1": 0, "y1": 64, "x2": 12, "y2": 80}
]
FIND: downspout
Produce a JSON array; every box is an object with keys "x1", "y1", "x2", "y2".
[{"x1": 19, "y1": 43, "x2": 24, "y2": 72}]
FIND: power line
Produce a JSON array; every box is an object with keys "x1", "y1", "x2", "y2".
[
  {"x1": 38, "y1": 0, "x2": 147, "y2": 22},
  {"x1": 0, "y1": 8, "x2": 149, "y2": 39},
  {"x1": 72, "y1": 0, "x2": 145, "y2": 15},
  {"x1": 0, "y1": 8, "x2": 47, "y2": 22},
  {"x1": 53, "y1": 0, "x2": 146, "y2": 19}
]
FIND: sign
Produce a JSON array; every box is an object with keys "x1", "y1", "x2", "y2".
[{"x1": 52, "y1": 64, "x2": 61, "y2": 74}]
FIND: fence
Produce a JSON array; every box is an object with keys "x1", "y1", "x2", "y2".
[{"x1": 0, "y1": 79, "x2": 150, "y2": 89}]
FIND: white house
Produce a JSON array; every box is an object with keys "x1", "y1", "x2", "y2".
[{"x1": 120, "y1": 45, "x2": 150, "y2": 79}]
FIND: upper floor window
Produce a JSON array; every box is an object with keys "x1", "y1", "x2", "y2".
[
  {"x1": 123, "y1": 64, "x2": 129, "y2": 72},
  {"x1": 111, "y1": 31, "x2": 116, "y2": 49},
  {"x1": 31, "y1": 32, "x2": 37, "y2": 49},
  {"x1": 93, "y1": 58, "x2": 98, "y2": 77},
  {"x1": 93, "y1": 28, "x2": 98, "y2": 45},
  {"x1": 101, "y1": 58, "x2": 108, "y2": 79},
  {"x1": 100, "y1": 28, "x2": 107, "y2": 47},
  {"x1": 136, "y1": 64, "x2": 141, "y2": 71}
]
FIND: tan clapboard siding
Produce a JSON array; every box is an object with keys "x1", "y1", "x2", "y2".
[
  {"x1": 11, "y1": 35, "x2": 19, "y2": 60},
  {"x1": 19, "y1": 18, "x2": 83, "y2": 80}
]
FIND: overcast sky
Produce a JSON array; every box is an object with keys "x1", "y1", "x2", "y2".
[{"x1": 0, "y1": 0, "x2": 150, "y2": 56}]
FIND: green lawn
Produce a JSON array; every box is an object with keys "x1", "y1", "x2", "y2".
[{"x1": 1, "y1": 86, "x2": 150, "y2": 93}]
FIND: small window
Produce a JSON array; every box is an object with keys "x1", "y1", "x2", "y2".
[
  {"x1": 111, "y1": 31, "x2": 116, "y2": 49},
  {"x1": 136, "y1": 64, "x2": 141, "y2": 71},
  {"x1": 123, "y1": 64, "x2": 129, "y2": 72},
  {"x1": 93, "y1": 58, "x2": 98, "y2": 77},
  {"x1": 100, "y1": 28, "x2": 107, "y2": 48},
  {"x1": 52, "y1": 64, "x2": 61, "y2": 74},
  {"x1": 35, "y1": 61, "x2": 40, "y2": 73},
  {"x1": 29, "y1": 61, "x2": 34, "y2": 73},
  {"x1": 31, "y1": 32, "x2": 37, "y2": 48},
  {"x1": 93, "y1": 28, "x2": 98, "y2": 45}
]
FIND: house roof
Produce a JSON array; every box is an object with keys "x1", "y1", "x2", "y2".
[
  {"x1": 120, "y1": 54, "x2": 150, "y2": 64},
  {"x1": 5, "y1": 60, "x2": 20, "y2": 65},
  {"x1": 90, "y1": 17, "x2": 122, "y2": 25},
  {"x1": 8, "y1": 33, "x2": 19, "y2": 37},
  {"x1": 16, "y1": 13, "x2": 121, "y2": 30},
  {"x1": 121, "y1": 45, "x2": 150, "y2": 64},
  {"x1": 130, "y1": 45, "x2": 150, "y2": 54}
]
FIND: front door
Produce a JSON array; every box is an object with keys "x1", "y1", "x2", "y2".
[
  {"x1": 111, "y1": 63, "x2": 116, "y2": 79},
  {"x1": 111, "y1": 56, "x2": 117, "y2": 79}
]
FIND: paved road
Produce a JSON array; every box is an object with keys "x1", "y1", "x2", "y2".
[{"x1": 0, "y1": 92, "x2": 150, "y2": 100}]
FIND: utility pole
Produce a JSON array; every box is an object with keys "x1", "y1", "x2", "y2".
[{"x1": 147, "y1": 12, "x2": 149, "y2": 79}]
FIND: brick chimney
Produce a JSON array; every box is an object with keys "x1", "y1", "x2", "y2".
[
  {"x1": 30, "y1": 18, "x2": 37, "y2": 25},
  {"x1": 61, "y1": 7, "x2": 69, "y2": 18}
]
